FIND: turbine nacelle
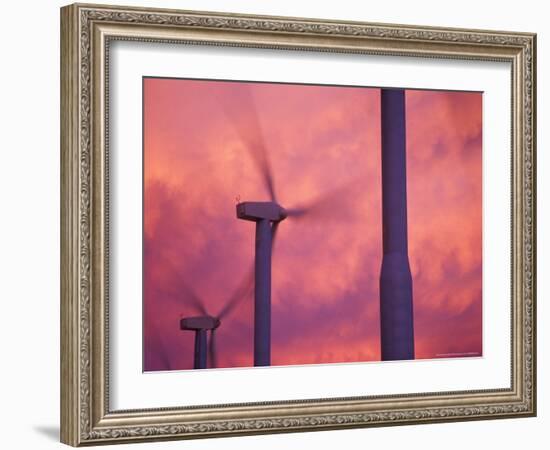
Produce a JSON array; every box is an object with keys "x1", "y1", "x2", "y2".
[
  {"x1": 180, "y1": 315, "x2": 220, "y2": 331},
  {"x1": 236, "y1": 201, "x2": 287, "y2": 222}
]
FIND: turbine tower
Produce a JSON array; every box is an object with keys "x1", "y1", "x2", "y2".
[
  {"x1": 379, "y1": 88, "x2": 415, "y2": 361},
  {"x1": 236, "y1": 203, "x2": 286, "y2": 366}
]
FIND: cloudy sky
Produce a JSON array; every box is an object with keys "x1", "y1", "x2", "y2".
[{"x1": 142, "y1": 78, "x2": 482, "y2": 371}]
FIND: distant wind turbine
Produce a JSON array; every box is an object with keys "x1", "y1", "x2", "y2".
[
  {"x1": 152, "y1": 250, "x2": 254, "y2": 370},
  {"x1": 178, "y1": 270, "x2": 254, "y2": 369}
]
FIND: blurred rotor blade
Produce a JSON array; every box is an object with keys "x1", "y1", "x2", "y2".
[
  {"x1": 174, "y1": 279, "x2": 208, "y2": 316},
  {"x1": 218, "y1": 84, "x2": 277, "y2": 202},
  {"x1": 208, "y1": 329, "x2": 217, "y2": 369},
  {"x1": 150, "y1": 320, "x2": 172, "y2": 371},
  {"x1": 154, "y1": 252, "x2": 208, "y2": 315},
  {"x1": 271, "y1": 221, "x2": 281, "y2": 248},
  {"x1": 217, "y1": 265, "x2": 255, "y2": 319},
  {"x1": 286, "y1": 178, "x2": 364, "y2": 222}
]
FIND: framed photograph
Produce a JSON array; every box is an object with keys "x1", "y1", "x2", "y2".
[{"x1": 60, "y1": 3, "x2": 536, "y2": 446}]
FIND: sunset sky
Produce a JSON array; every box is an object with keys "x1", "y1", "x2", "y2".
[{"x1": 143, "y1": 78, "x2": 482, "y2": 371}]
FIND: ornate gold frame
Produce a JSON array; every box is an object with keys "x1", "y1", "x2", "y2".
[{"x1": 60, "y1": 3, "x2": 536, "y2": 446}]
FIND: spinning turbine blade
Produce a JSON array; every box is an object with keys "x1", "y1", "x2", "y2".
[
  {"x1": 217, "y1": 265, "x2": 255, "y2": 319},
  {"x1": 153, "y1": 252, "x2": 209, "y2": 315},
  {"x1": 150, "y1": 320, "x2": 172, "y2": 371},
  {"x1": 219, "y1": 84, "x2": 277, "y2": 201},
  {"x1": 157, "y1": 342, "x2": 172, "y2": 371},
  {"x1": 271, "y1": 221, "x2": 280, "y2": 245},
  {"x1": 285, "y1": 178, "x2": 364, "y2": 222},
  {"x1": 209, "y1": 329, "x2": 217, "y2": 369},
  {"x1": 271, "y1": 220, "x2": 282, "y2": 257},
  {"x1": 176, "y1": 281, "x2": 208, "y2": 316}
]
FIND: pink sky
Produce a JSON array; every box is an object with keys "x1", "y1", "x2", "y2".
[{"x1": 143, "y1": 78, "x2": 482, "y2": 371}]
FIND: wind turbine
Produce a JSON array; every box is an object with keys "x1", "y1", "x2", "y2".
[
  {"x1": 220, "y1": 84, "x2": 360, "y2": 367},
  {"x1": 151, "y1": 250, "x2": 254, "y2": 370},
  {"x1": 178, "y1": 268, "x2": 254, "y2": 369},
  {"x1": 148, "y1": 318, "x2": 173, "y2": 371}
]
